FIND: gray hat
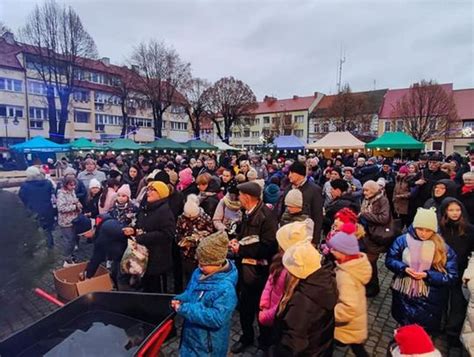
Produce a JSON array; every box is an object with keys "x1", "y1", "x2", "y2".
[
  {"x1": 237, "y1": 181, "x2": 262, "y2": 197},
  {"x1": 285, "y1": 189, "x2": 303, "y2": 208}
]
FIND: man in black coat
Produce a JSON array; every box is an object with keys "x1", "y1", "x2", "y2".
[
  {"x1": 129, "y1": 180, "x2": 176, "y2": 293},
  {"x1": 230, "y1": 181, "x2": 278, "y2": 353},
  {"x1": 282, "y1": 162, "x2": 324, "y2": 243}
]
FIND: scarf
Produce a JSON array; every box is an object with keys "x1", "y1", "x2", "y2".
[
  {"x1": 462, "y1": 185, "x2": 474, "y2": 195},
  {"x1": 360, "y1": 191, "x2": 384, "y2": 214},
  {"x1": 223, "y1": 194, "x2": 241, "y2": 211},
  {"x1": 392, "y1": 232, "x2": 435, "y2": 298}
]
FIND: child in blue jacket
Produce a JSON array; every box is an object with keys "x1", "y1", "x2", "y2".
[{"x1": 172, "y1": 231, "x2": 238, "y2": 357}]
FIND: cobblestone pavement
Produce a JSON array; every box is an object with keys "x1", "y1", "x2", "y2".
[{"x1": 0, "y1": 226, "x2": 469, "y2": 357}]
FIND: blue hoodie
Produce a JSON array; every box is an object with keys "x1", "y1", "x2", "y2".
[{"x1": 174, "y1": 260, "x2": 238, "y2": 357}]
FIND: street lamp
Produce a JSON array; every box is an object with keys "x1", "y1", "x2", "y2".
[{"x1": 4, "y1": 115, "x2": 19, "y2": 147}]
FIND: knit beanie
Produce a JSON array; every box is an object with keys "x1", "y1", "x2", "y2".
[
  {"x1": 327, "y1": 223, "x2": 360, "y2": 255},
  {"x1": 277, "y1": 219, "x2": 314, "y2": 251},
  {"x1": 183, "y1": 194, "x2": 200, "y2": 218},
  {"x1": 147, "y1": 181, "x2": 170, "y2": 199},
  {"x1": 392, "y1": 324, "x2": 441, "y2": 356},
  {"x1": 289, "y1": 162, "x2": 307, "y2": 177},
  {"x1": 335, "y1": 208, "x2": 358, "y2": 225},
  {"x1": 363, "y1": 180, "x2": 380, "y2": 196},
  {"x1": 285, "y1": 189, "x2": 303, "y2": 208},
  {"x1": 330, "y1": 178, "x2": 349, "y2": 192},
  {"x1": 117, "y1": 184, "x2": 131, "y2": 198},
  {"x1": 25, "y1": 166, "x2": 42, "y2": 180},
  {"x1": 377, "y1": 177, "x2": 386, "y2": 189},
  {"x1": 413, "y1": 207, "x2": 438, "y2": 233},
  {"x1": 89, "y1": 178, "x2": 101, "y2": 189},
  {"x1": 264, "y1": 183, "x2": 281, "y2": 205},
  {"x1": 196, "y1": 230, "x2": 229, "y2": 266},
  {"x1": 283, "y1": 241, "x2": 321, "y2": 279},
  {"x1": 63, "y1": 167, "x2": 77, "y2": 176},
  {"x1": 154, "y1": 170, "x2": 171, "y2": 185},
  {"x1": 109, "y1": 168, "x2": 122, "y2": 180},
  {"x1": 178, "y1": 168, "x2": 194, "y2": 187},
  {"x1": 398, "y1": 165, "x2": 409, "y2": 174}
]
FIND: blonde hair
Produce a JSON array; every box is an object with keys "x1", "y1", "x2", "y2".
[
  {"x1": 430, "y1": 232, "x2": 448, "y2": 273},
  {"x1": 277, "y1": 273, "x2": 300, "y2": 316}
]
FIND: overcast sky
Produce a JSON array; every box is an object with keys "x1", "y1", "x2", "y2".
[{"x1": 1, "y1": 0, "x2": 473, "y2": 99}]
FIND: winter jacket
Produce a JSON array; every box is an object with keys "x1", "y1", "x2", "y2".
[
  {"x1": 18, "y1": 179, "x2": 55, "y2": 230},
  {"x1": 109, "y1": 202, "x2": 138, "y2": 227},
  {"x1": 98, "y1": 188, "x2": 117, "y2": 215},
  {"x1": 56, "y1": 179, "x2": 87, "y2": 205},
  {"x1": 122, "y1": 173, "x2": 141, "y2": 199},
  {"x1": 259, "y1": 269, "x2": 288, "y2": 327},
  {"x1": 83, "y1": 193, "x2": 101, "y2": 219},
  {"x1": 345, "y1": 177, "x2": 362, "y2": 199},
  {"x1": 423, "y1": 179, "x2": 458, "y2": 212},
  {"x1": 355, "y1": 164, "x2": 379, "y2": 184},
  {"x1": 212, "y1": 198, "x2": 242, "y2": 233},
  {"x1": 439, "y1": 197, "x2": 474, "y2": 273},
  {"x1": 460, "y1": 186, "x2": 474, "y2": 223},
  {"x1": 323, "y1": 193, "x2": 361, "y2": 235},
  {"x1": 461, "y1": 255, "x2": 474, "y2": 354},
  {"x1": 282, "y1": 180, "x2": 324, "y2": 243},
  {"x1": 168, "y1": 189, "x2": 185, "y2": 221},
  {"x1": 252, "y1": 162, "x2": 269, "y2": 181},
  {"x1": 270, "y1": 262, "x2": 338, "y2": 356},
  {"x1": 180, "y1": 183, "x2": 199, "y2": 200},
  {"x1": 135, "y1": 198, "x2": 176, "y2": 275},
  {"x1": 334, "y1": 254, "x2": 372, "y2": 344},
  {"x1": 176, "y1": 210, "x2": 215, "y2": 261},
  {"x1": 77, "y1": 169, "x2": 106, "y2": 190},
  {"x1": 377, "y1": 169, "x2": 396, "y2": 200},
  {"x1": 393, "y1": 174, "x2": 415, "y2": 216},
  {"x1": 199, "y1": 178, "x2": 220, "y2": 218},
  {"x1": 175, "y1": 260, "x2": 238, "y2": 357},
  {"x1": 56, "y1": 188, "x2": 81, "y2": 227},
  {"x1": 280, "y1": 212, "x2": 309, "y2": 227},
  {"x1": 413, "y1": 168, "x2": 450, "y2": 210},
  {"x1": 360, "y1": 192, "x2": 392, "y2": 255},
  {"x1": 385, "y1": 228, "x2": 458, "y2": 333},
  {"x1": 85, "y1": 216, "x2": 128, "y2": 278}
]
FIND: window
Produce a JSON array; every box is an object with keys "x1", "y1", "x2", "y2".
[
  {"x1": 294, "y1": 129, "x2": 304, "y2": 137},
  {"x1": 262, "y1": 129, "x2": 270, "y2": 137},
  {"x1": 322, "y1": 123, "x2": 329, "y2": 133},
  {"x1": 252, "y1": 118, "x2": 260, "y2": 126},
  {"x1": 284, "y1": 115, "x2": 292, "y2": 125},
  {"x1": 263, "y1": 116, "x2": 270, "y2": 124},
  {"x1": 170, "y1": 105, "x2": 185, "y2": 114},
  {"x1": 314, "y1": 123, "x2": 320, "y2": 133},
  {"x1": 251, "y1": 131, "x2": 260, "y2": 138},
  {"x1": 95, "y1": 124, "x2": 105, "y2": 132},
  {"x1": 170, "y1": 121, "x2": 188, "y2": 131},
  {"x1": 0, "y1": 78, "x2": 22, "y2": 92},
  {"x1": 234, "y1": 132, "x2": 241, "y2": 138},
  {"x1": 294, "y1": 115, "x2": 304, "y2": 123},
  {"x1": 74, "y1": 111, "x2": 90, "y2": 123},
  {"x1": 130, "y1": 117, "x2": 152, "y2": 128},
  {"x1": 30, "y1": 120, "x2": 43, "y2": 129},
  {"x1": 29, "y1": 107, "x2": 47, "y2": 120},
  {"x1": 73, "y1": 89, "x2": 90, "y2": 102},
  {"x1": 284, "y1": 129, "x2": 292, "y2": 136},
  {"x1": 429, "y1": 119, "x2": 437, "y2": 131},
  {"x1": 91, "y1": 72, "x2": 105, "y2": 84},
  {"x1": 384, "y1": 121, "x2": 391, "y2": 132},
  {"x1": 243, "y1": 129, "x2": 250, "y2": 137},
  {"x1": 96, "y1": 114, "x2": 123, "y2": 126},
  {"x1": 28, "y1": 80, "x2": 48, "y2": 96},
  {"x1": 432, "y1": 141, "x2": 443, "y2": 151},
  {"x1": 463, "y1": 121, "x2": 474, "y2": 129},
  {"x1": 396, "y1": 120, "x2": 404, "y2": 132},
  {"x1": 0, "y1": 105, "x2": 23, "y2": 117}
]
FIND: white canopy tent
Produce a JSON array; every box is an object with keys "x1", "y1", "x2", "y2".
[
  {"x1": 214, "y1": 141, "x2": 240, "y2": 151},
  {"x1": 306, "y1": 131, "x2": 366, "y2": 150}
]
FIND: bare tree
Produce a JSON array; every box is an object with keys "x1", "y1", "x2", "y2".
[
  {"x1": 131, "y1": 40, "x2": 191, "y2": 138},
  {"x1": 183, "y1": 77, "x2": 211, "y2": 140},
  {"x1": 394, "y1": 80, "x2": 458, "y2": 142},
  {"x1": 202, "y1": 76, "x2": 258, "y2": 144},
  {"x1": 261, "y1": 111, "x2": 295, "y2": 143},
  {"x1": 0, "y1": 21, "x2": 11, "y2": 36},
  {"x1": 21, "y1": 0, "x2": 97, "y2": 142}
]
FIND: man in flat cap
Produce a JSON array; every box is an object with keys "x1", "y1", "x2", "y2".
[{"x1": 229, "y1": 181, "x2": 277, "y2": 353}]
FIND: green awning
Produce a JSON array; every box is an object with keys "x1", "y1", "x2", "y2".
[
  {"x1": 469, "y1": 142, "x2": 474, "y2": 150},
  {"x1": 69, "y1": 137, "x2": 99, "y2": 150},
  {"x1": 184, "y1": 140, "x2": 218, "y2": 151},
  {"x1": 366, "y1": 132, "x2": 424, "y2": 150},
  {"x1": 10, "y1": 136, "x2": 70, "y2": 153},
  {"x1": 143, "y1": 138, "x2": 186, "y2": 151},
  {"x1": 106, "y1": 138, "x2": 143, "y2": 150}
]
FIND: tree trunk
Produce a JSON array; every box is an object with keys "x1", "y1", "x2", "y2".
[
  {"x1": 153, "y1": 104, "x2": 163, "y2": 138},
  {"x1": 120, "y1": 101, "x2": 128, "y2": 138},
  {"x1": 47, "y1": 89, "x2": 58, "y2": 142},
  {"x1": 223, "y1": 120, "x2": 230, "y2": 144},
  {"x1": 194, "y1": 114, "x2": 201, "y2": 140},
  {"x1": 57, "y1": 91, "x2": 70, "y2": 144}
]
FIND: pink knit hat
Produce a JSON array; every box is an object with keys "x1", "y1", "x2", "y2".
[
  {"x1": 117, "y1": 184, "x2": 131, "y2": 198},
  {"x1": 178, "y1": 168, "x2": 194, "y2": 190},
  {"x1": 398, "y1": 165, "x2": 409, "y2": 174}
]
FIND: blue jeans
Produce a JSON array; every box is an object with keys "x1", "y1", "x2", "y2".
[{"x1": 60, "y1": 227, "x2": 77, "y2": 261}]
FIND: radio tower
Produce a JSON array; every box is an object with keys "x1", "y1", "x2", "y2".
[{"x1": 336, "y1": 46, "x2": 346, "y2": 93}]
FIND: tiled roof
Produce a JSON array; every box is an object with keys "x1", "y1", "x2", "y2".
[
  {"x1": 252, "y1": 95, "x2": 318, "y2": 114},
  {"x1": 378, "y1": 83, "x2": 453, "y2": 119},
  {"x1": 453, "y1": 89, "x2": 474, "y2": 120},
  {"x1": 0, "y1": 38, "x2": 24, "y2": 70}
]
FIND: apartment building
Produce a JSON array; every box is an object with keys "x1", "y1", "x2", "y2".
[
  {"x1": 0, "y1": 33, "x2": 190, "y2": 147},
  {"x1": 213, "y1": 93, "x2": 323, "y2": 149}
]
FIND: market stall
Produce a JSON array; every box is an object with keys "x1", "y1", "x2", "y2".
[
  {"x1": 306, "y1": 131, "x2": 366, "y2": 157},
  {"x1": 365, "y1": 131, "x2": 424, "y2": 159},
  {"x1": 273, "y1": 135, "x2": 306, "y2": 154}
]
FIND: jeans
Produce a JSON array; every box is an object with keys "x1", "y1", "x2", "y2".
[
  {"x1": 60, "y1": 226, "x2": 77, "y2": 261},
  {"x1": 44, "y1": 229, "x2": 54, "y2": 248}
]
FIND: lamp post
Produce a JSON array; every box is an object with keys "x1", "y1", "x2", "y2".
[{"x1": 3, "y1": 115, "x2": 19, "y2": 147}]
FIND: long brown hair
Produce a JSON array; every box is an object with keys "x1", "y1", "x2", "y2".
[
  {"x1": 270, "y1": 251, "x2": 284, "y2": 285},
  {"x1": 429, "y1": 233, "x2": 448, "y2": 273},
  {"x1": 99, "y1": 179, "x2": 119, "y2": 208},
  {"x1": 277, "y1": 273, "x2": 300, "y2": 316}
]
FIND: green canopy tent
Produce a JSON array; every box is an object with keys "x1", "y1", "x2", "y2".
[
  {"x1": 366, "y1": 132, "x2": 424, "y2": 159},
  {"x1": 106, "y1": 138, "x2": 143, "y2": 151},
  {"x1": 10, "y1": 136, "x2": 70, "y2": 153},
  {"x1": 69, "y1": 137, "x2": 99, "y2": 151},
  {"x1": 184, "y1": 139, "x2": 218, "y2": 152},
  {"x1": 470, "y1": 142, "x2": 474, "y2": 150},
  {"x1": 143, "y1": 138, "x2": 186, "y2": 151}
]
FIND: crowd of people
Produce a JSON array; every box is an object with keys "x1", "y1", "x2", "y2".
[{"x1": 17, "y1": 147, "x2": 474, "y2": 356}]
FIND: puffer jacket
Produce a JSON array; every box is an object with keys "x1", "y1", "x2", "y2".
[
  {"x1": 334, "y1": 253, "x2": 372, "y2": 344},
  {"x1": 175, "y1": 260, "x2": 238, "y2": 357},
  {"x1": 385, "y1": 227, "x2": 458, "y2": 333},
  {"x1": 270, "y1": 261, "x2": 338, "y2": 356},
  {"x1": 423, "y1": 179, "x2": 458, "y2": 212},
  {"x1": 461, "y1": 256, "x2": 474, "y2": 354},
  {"x1": 135, "y1": 198, "x2": 176, "y2": 275},
  {"x1": 393, "y1": 174, "x2": 415, "y2": 216},
  {"x1": 18, "y1": 179, "x2": 55, "y2": 230},
  {"x1": 259, "y1": 269, "x2": 288, "y2": 327},
  {"x1": 199, "y1": 178, "x2": 220, "y2": 218},
  {"x1": 56, "y1": 188, "x2": 81, "y2": 227}
]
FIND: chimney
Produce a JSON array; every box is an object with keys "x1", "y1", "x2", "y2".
[
  {"x1": 314, "y1": 91, "x2": 319, "y2": 97},
  {"x1": 264, "y1": 95, "x2": 277, "y2": 103},
  {"x1": 100, "y1": 57, "x2": 110, "y2": 66},
  {"x1": 293, "y1": 95, "x2": 299, "y2": 100},
  {"x1": 2, "y1": 31, "x2": 15, "y2": 45},
  {"x1": 131, "y1": 64, "x2": 140, "y2": 73}
]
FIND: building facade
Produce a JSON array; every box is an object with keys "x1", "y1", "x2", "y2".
[{"x1": 0, "y1": 33, "x2": 190, "y2": 147}]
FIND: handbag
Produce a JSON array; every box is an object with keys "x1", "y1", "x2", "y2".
[
  {"x1": 368, "y1": 217, "x2": 401, "y2": 248},
  {"x1": 120, "y1": 238, "x2": 149, "y2": 276}
]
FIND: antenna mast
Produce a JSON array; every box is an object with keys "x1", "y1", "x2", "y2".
[{"x1": 337, "y1": 46, "x2": 346, "y2": 93}]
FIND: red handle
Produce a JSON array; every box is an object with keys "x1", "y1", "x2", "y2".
[{"x1": 34, "y1": 288, "x2": 65, "y2": 307}]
